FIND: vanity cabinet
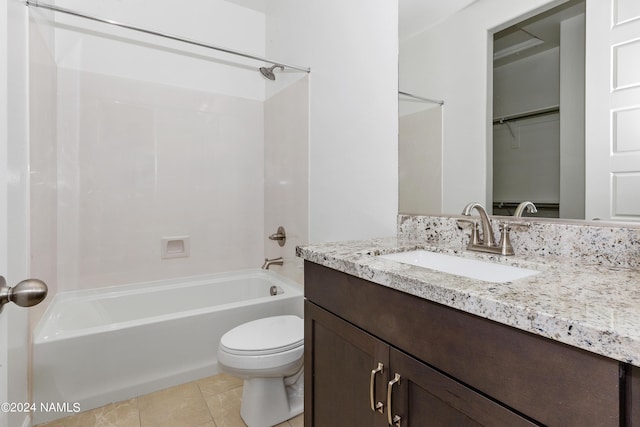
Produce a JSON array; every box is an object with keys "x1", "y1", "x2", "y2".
[
  {"x1": 304, "y1": 261, "x2": 625, "y2": 426},
  {"x1": 305, "y1": 301, "x2": 536, "y2": 427}
]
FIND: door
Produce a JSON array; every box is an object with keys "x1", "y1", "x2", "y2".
[
  {"x1": 305, "y1": 301, "x2": 540, "y2": 427},
  {"x1": 387, "y1": 348, "x2": 538, "y2": 427},
  {"x1": 586, "y1": 0, "x2": 640, "y2": 221},
  {"x1": 1, "y1": 2, "x2": 31, "y2": 427},
  {"x1": 305, "y1": 301, "x2": 389, "y2": 427}
]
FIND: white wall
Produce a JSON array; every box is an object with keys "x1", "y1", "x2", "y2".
[
  {"x1": 399, "y1": 0, "x2": 567, "y2": 214},
  {"x1": 493, "y1": 48, "x2": 560, "y2": 118},
  {"x1": 53, "y1": 0, "x2": 266, "y2": 100},
  {"x1": 560, "y1": 13, "x2": 585, "y2": 219},
  {"x1": 267, "y1": 0, "x2": 399, "y2": 243},
  {"x1": 493, "y1": 114, "x2": 560, "y2": 204},
  {"x1": 264, "y1": 77, "x2": 309, "y2": 284},
  {"x1": 399, "y1": 107, "x2": 442, "y2": 214}
]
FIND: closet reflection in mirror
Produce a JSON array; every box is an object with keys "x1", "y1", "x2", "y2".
[{"x1": 492, "y1": 0, "x2": 585, "y2": 219}]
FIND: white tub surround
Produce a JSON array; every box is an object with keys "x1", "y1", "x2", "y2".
[
  {"x1": 32, "y1": 269, "x2": 303, "y2": 425},
  {"x1": 296, "y1": 215, "x2": 640, "y2": 367}
]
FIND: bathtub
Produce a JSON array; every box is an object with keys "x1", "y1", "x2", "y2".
[{"x1": 32, "y1": 269, "x2": 303, "y2": 424}]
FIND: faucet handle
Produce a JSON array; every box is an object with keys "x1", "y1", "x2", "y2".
[
  {"x1": 504, "y1": 220, "x2": 532, "y2": 230},
  {"x1": 457, "y1": 218, "x2": 482, "y2": 245},
  {"x1": 497, "y1": 222, "x2": 515, "y2": 256},
  {"x1": 497, "y1": 220, "x2": 532, "y2": 256},
  {"x1": 456, "y1": 218, "x2": 475, "y2": 227}
]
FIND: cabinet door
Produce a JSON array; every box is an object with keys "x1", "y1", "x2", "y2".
[
  {"x1": 388, "y1": 348, "x2": 538, "y2": 427},
  {"x1": 305, "y1": 301, "x2": 389, "y2": 427},
  {"x1": 629, "y1": 365, "x2": 640, "y2": 426}
]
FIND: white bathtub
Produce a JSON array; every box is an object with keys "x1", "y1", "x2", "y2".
[{"x1": 32, "y1": 269, "x2": 304, "y2": 424}]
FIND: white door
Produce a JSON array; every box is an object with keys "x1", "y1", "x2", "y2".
[
  {"x1": 586, "y1": 0, "x2": 640, "y2": 222},
  {"x1": 1, "y1": 2, "x2": 32, "y2": 427}
]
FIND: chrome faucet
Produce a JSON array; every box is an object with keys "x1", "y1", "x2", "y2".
[
  {"x1": 261, "y1": 257, "x2": 283, "y2": 270},
  {"x1": 514, "y1": 201, "x2": 537, "y2": 217}
]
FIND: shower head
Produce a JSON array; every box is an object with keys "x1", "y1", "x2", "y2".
[{"x1": 259, "y1": 64, "x2": 284, "y2": 80}]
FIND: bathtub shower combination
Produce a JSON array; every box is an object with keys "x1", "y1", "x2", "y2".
[
  {"x1": 32, "y1": 269, "x2": 303, "y2": 425},
  {"x1": 24, "y1": 0, "x2": 314, "y2": 424}
]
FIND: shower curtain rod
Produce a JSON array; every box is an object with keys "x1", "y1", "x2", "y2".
[
  {"x1": 399, "y1": 91, "x2": 444, "y2": 106},
  {"x1": 25, "y1": 0, "x2": 311, "y2": 73}
]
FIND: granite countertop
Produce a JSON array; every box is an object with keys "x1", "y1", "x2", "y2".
[{"x1": 297, "y1": 237, "x2": 640, "y2": 367}]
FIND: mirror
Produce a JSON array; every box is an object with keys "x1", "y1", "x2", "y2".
[
  {"x1": 492, "y1": 0, "x2": 584, "y2": 219},
  {"x1": 399, "y1": 0, "x2": 640, "y2": 224}
]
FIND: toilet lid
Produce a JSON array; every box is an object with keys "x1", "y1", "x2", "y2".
[{"x1": 220, "y1": 315, "x2": 304, "y2": 356}]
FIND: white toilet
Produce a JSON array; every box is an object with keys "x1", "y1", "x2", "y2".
[{"x1": 217, "y1": 315, "x2": 304, "y2": 427}]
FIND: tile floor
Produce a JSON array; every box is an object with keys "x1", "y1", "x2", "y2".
[{"x1": 34, "y1": 373, "x2": 303, "y2": 427}]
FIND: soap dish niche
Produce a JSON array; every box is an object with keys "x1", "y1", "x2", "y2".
[{"x1": 161, "y1": 236, "x2": 190, "y2": 259}]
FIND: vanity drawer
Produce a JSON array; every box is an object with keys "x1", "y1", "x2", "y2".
[{"x1": 305, "y1": 261, "x2": 621, "y2": 426}]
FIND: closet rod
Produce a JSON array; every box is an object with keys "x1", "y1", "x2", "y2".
[
  {"x1": 399, "y1": 91, "x2": 444, "y2": 105},
  {"x1": 493, "y1": 105, "x2": 559, "y2": 124},
  {"x1": 25, "y1": 0, "x2": 311, "y2": 73}
]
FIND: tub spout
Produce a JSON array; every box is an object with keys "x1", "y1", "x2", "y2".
[{"x1": 261, "y1": 257, "x2": 283, "y2": 270}]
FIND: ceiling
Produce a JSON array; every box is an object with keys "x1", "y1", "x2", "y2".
[
  {"x1": 494, "y1": 0, "x2": 585, "y2": 66},
  {"x1": 222, "y1": 0, "x2": 585, "y2": 65},
  {"x1": 224, "y1": 0, "x2": 478, "y2": 41},
  {"x1": 225, "y1": 0, "x2": 266, "y2": 13},
  {"x1": 399, "y1": 0, "x2": 477, "y2": 41}
]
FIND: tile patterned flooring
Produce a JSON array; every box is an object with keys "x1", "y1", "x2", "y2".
[{"x1": 34, "y1": 374, "x2": 304, "y2": 427}]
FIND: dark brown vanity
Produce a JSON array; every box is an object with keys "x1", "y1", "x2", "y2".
[{"x1": 303, "y1": 261, "x2": 640, "y2": 426}]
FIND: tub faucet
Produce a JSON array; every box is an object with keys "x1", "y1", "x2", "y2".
[{"x1": 261, "y1": 257, "x2": 283, "y2": 270}]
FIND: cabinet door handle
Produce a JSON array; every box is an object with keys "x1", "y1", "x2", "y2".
[
  {"x1": 387, "y1": 373, "x2": 401, "y2": 426},
  {"x1": 369, "y1": 362, "x2": 384, "y2": 413}
]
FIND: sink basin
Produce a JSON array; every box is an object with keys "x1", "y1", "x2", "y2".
[{"x1": 377, "y1": 250, "x2": 540, "y2": 283}]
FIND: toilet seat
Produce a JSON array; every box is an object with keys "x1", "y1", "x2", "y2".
[
  {"x1": 220, "y1": 315, "x2": 303, "y2": 356},
  {"x1": 217, "y1": 314, "x2": 305, "y2": 426}
]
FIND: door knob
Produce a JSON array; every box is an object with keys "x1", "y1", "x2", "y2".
[{"x1": 0, "y1": 276, "x2": 48, "y2": 313}]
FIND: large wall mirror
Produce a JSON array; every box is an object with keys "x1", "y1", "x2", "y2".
[{"x1": 399, "y1": 0, "x2": 640, "y2": 224}]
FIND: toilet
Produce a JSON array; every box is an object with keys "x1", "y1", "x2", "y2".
[{"x1": 217, "y1": 315, "x2": 304, "y2": 427}]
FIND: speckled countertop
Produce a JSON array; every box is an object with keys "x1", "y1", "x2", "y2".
[{"x1": 297, "y1": 216, "x2": 640, "y2": 367}]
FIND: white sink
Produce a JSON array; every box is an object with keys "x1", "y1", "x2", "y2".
[{"x1": 378, "y1": 250, "x2": 540, "y2": 283}]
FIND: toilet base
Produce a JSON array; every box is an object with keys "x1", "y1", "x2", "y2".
[{"x1": 240, "y1": 369, "x2": 304, "y2": 427}]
